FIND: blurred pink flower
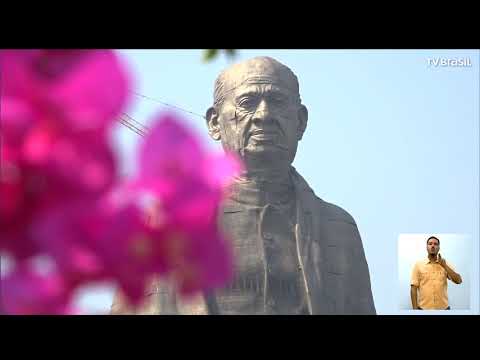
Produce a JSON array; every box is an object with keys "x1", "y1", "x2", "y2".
[
  {"x1": 0, "y1": 51, "x2": 241, "y2": 314},
  {"x1": 1, "y1": 264, "x2": 75, "y2": 315},
  {"x1": 0, "y1": 50, "x2": 128, "y2": 260},
  {"x1": 1, "y1": 50, "x2": 125, "y2": 195},
  {"x1": 92, "y1": 202, "x2": 170, "y2": 304},
  {"x1": 135, "y1": 114, "x2": 242, "y2": 230},
  {"x1": 125, "y1": 113, "x2": 242, "y2": 300},
  {"x1": 91, "y1": 199, "x2": 234, "y2": 303},
  {"x1": 0, "y1": 141, "x2": 116, "y2": 261},
  {"x1": 29, "y1": 202, "x2": 108, "y2": 287},
  {"x1": 2, "y1": 50, "x2": 130, "y2": 132},
  {"x1": 169, "y1": 227, "x2": 234, "y2": 297}
]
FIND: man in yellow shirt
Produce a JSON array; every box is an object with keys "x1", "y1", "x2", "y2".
[{"x1": 410, "y1": 236, "x2": 462, "y2": 310}]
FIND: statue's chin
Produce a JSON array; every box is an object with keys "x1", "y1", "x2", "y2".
[
  {"x1": 241, "y1": 144, "x2": 290, "y2": 170},
  {"x1": 244, "y1": 143, "x2": 285, "y2": 156},
  {"x1": 245, "y1": 140, "x2": 288, "y2": 153}
]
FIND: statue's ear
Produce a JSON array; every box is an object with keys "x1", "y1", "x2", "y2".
[
  {"x1": 206, "y1": 107, "x2": 221, "y2": 141},
  {"x1": 296, "y1": 104, "x2": 308, "y2": 141}
]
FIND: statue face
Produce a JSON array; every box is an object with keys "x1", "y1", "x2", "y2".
[
  {"x1": 206, "y1": 59, "x2": 308, "y2": 172},
  {"x1": 221, "y1": 82, "x2": 300, "y2": 164}
]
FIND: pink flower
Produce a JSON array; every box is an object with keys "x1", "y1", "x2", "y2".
[
  {"x1": 0, "y1": 137, "x2": 117, "y2": 260},
  {"x1": 29, "y1": 202, "x2": 107, "y2": 287},
  {"x1": 169, "y1": 227, "x2": 234, "y2": 297},
  {"x1": 124, "y1": 113, "x2": 242, "y2": 300},
  {"x1": 1, "y1": 50, "x2": 125, "y2": 194},
  {"x1": 93, "y1": 202, "x2": 168, "y2": 304},
  {"x1": 1, "y1": 264, "x2": 75, "y2": 315},
  {"x1": 1, "y1": 51, "x2": 241, "y2": 313},
  {"x1": 0, "y1": 50, "x2": 128, "y2": 261},
  {"x1": 0, "y1": 49, "x2": 131, "y2": 314},
  {"x1": 1, "y1": 50, "x2": 130, "y2": 132},
  {"x1": 135, "y1": 114, "x2": 242, "y2": 230},
  {"x1": 90, "y1": 199, "x2": 233, "y2": 303},
  {"x1": 0, "y1": 147, "x2": 44, "y2": 259}
]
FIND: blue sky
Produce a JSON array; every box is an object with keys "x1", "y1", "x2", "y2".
[{"x1": 75, "y1": 49, "x2": 479, "y2": 314}]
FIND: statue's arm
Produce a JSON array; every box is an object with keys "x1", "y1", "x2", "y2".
[
  {"x1": 326, "y1": 202, "x2": 376, "y2": 314},
  {"x1": 349, "y1": 223, "x2": 376, "y2": 314},
  {"x1": 317, "y1": 200, "x2": 376, "y2": 314}
]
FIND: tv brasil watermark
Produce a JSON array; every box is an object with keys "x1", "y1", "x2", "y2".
[{"x1": 427, "y1": 57, "x2": 472, "y2": 68}]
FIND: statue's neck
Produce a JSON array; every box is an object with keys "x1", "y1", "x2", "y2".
[
  {"x1": 227, "y1": 166, "x2": 295, "y2": 206},
  {"x1": 239, "y1": 165, "x2": 292, "y2": 186}
]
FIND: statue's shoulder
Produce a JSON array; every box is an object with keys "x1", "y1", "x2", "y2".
[
  {"x1": 317, "y1": 200, "x2": 357, "y2": 226},
  {"x1": 291, "y1": 168, "x2": 357, "y2": 226}
]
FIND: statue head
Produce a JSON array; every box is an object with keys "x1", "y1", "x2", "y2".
[{"x1": 206, "y1": 57, "x2": 308, "y2": 174}]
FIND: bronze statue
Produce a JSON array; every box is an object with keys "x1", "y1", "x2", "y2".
[{"x1": 111, "y1": 56, "x2": 376, "y2": 315}]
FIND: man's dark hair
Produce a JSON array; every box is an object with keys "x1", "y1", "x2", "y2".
[{"x1": 427, "y1": 236, "x2": 440, "y2": 245}]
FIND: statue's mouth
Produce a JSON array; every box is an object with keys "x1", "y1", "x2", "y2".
[{"x1": 248, "y1": 129, "x2": 278, "y2": 142}]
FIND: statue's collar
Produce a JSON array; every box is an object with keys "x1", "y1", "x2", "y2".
[{"x1": 223, "y1": 170, "x2": 299, "y2": 208}]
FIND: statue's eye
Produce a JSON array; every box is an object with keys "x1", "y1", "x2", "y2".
[
  {"x1": 238, "y1": 96, "x2": 258, "y2": 108},
  {"x1": 268, "y1": 95, "x2": 288, "y2": 107}
]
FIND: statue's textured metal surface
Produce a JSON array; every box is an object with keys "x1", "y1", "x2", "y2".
[{"x1": 111, "y1": 57, "x2": 376, "y2": 315}]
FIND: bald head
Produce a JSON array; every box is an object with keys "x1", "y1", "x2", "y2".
[
  {"x1": 206, "y1": 56, "x2": 308, "y2": 174},
  {"x1": 214, "y1": 57, "x2": 301, "y2": 107}
]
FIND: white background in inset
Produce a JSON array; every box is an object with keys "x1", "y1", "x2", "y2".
[{"x1": 397, "y1": 234, "x2": 472, "y2": 313}]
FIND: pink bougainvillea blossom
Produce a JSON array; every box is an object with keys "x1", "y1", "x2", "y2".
[
  {"x1": 125, "y1": 113, "x2": 242, "y2": 300},
  {"x1": 0, "y1": 51, "x2": 241, "y2": 314},
  {"x1": 2, "y1": 50, "x2": 130, "y2": 132},
  {"x1": 1, "y1": 264, "x2": 76, "y2": 315},
  {"x1": 0, "y1": 49, "x2": 128, "y2": 261}
]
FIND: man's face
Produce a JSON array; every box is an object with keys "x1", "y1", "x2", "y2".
[
  {"x1": 427, "y1": 239, "x2": 440, "y2": 256},
  {"x1": 215, "y1": 82, "x2": 304, "y2": 169}
]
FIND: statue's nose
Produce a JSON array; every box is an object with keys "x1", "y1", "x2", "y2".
[{"x1": 252, "y1": 99, "x2": 272, "y2": 124}]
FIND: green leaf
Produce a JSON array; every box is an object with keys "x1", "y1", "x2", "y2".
[{"x1": 203, "y1": 49, "x2": 219, "y2": 62}]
